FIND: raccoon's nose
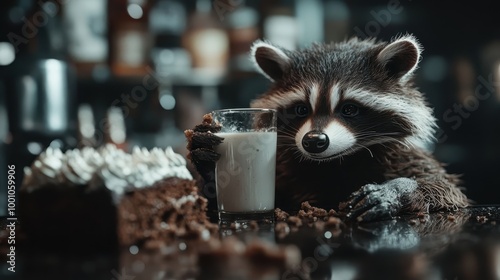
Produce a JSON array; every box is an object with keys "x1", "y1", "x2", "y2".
[{"x1": 302, "y1": 131, "x2": 329, "y2": 153}]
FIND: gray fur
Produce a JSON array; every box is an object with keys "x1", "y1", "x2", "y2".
[{"x1": 343, "y1": 178, "x2": 418, "y2": 222}]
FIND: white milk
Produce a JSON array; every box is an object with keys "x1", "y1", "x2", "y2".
[{"x1": 215, "y1": 131, "x2": 277, "y2": 213}]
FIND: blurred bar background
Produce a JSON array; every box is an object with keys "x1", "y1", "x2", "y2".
[{"x1": 0, "y1": 0, "x2": 499, "y2": 215}]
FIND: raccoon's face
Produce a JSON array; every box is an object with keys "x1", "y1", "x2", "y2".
[{"x1": 250, "y1": 35, "x2": 436, "y2": 161}]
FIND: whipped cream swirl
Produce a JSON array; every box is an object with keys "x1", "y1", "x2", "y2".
[{"x1": 22, "y1": 145, "x2": 193, "y2": 193}]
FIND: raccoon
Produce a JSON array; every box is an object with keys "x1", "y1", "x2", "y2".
[{"x1": 186, "y1": 35, "x2": 469, "y2": 222}]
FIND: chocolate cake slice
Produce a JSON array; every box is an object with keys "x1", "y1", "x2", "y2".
[
  {"x1": 19, "y1": 145, "x2": 216, "y2": 252},
  {"x1": 184, "y1": 113, "x2": 223, "y2": 210},
  {"x1": 118, "y1": 177, "x2": 217, "y2": 249}
]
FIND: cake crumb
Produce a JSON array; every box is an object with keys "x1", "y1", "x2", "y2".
[
  {"x1": 287, "y1": 216, "x2": 303, "y2": 227},
  {"x1": 476, "y1": 215, "x2": 488, "y2": 223},
  {"x1": 276, "y1": 202, "x2": 343, "y2": 237},
  {"x1": 275, "y1": 208, "x2": 290, "y2": 221},
  {"x1": 325, "y1": 217, "x2": 342, "y2": 229},
  {"x1": 244, "y1": 240, "x2": 300, "y2": 266},
  {"x1": 314, "y1": 220, "x2": 325, "y2": 232},
  {"x1": 202, "y1": 113, "x2": 214, "y2": 125},
  {"x1": 275, "y1": 222, "x2": 291, "y2": 239},
  {"x1": 248, "y1": 221, "x2": 259, "y2": 230},
  {"x1": 298, "y1": 201, "x2": 331, "y2": 222}
]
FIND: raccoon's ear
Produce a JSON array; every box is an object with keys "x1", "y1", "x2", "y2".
[
  {"x1": 250, "y1": 40, "x2": 291, "y2": 82},
  {"x1": 377, "y1": 35, "x2": 422, "y2": 80}
]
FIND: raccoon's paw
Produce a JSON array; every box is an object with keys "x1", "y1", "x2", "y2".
[
  {"x1": 340, "y1": 178, "x2": 418, "y2": 223},
  {"x1": 184, "y1": 113, "x2": 223, "y2": 182}
]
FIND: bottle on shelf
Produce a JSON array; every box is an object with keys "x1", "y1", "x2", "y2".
[
  {"x1": 77, "y1": 104, "x2": 97, "y2": 148},
  {"x1": 262, "y1": 0, "x2": 298, "y2": 51},
  {"x1": 225, "y1": 6, "x2": 260, "y2": 72},
  {"x1": 108, "y1": 0, "x2": 152, "y2": 77},
  {"x1": 63, "y1": 0, "x2": 108, "y2": 78},
  {"x1": 324, "y1": 0, "x2": 350, "y2": 43},
  {"x1": 105, "y1": 107, "x2": 127, "y2": 151},
  {"x1": 149, "y1": 0, "x2": 191, "y2": 79},
  {"x1": 182, "y1": 0, "x2": 229, "y2": 78}
]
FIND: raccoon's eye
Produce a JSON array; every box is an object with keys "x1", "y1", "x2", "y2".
[
  {"x1": 341, "y1": 104, "x2": 359, "y2": 117},
  {"x1": 295, "y1": 104, "x2": 310, "y2": 117}
]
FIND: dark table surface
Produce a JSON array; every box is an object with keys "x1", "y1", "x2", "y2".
[{"x1": 1, "y1": 206, "x2": 500, "y2": 280}]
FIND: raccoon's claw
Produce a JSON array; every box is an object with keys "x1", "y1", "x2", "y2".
[
  {"x1": 341, "y1": 184, "x2": 399, "y2": 222},
  {"x1": 340, "y1": 178, "x2": 419, "y2": 223}
]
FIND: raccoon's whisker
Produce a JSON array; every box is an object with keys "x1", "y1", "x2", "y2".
[
  {"x1": 279, "y1": 125, "x2": 299, "y2": 135},
  {"x1": 281, "y1": 125, "x2": 299, "y2": 132},
  {"x1": 354, "y1": 143, "x2": 374, "y2": 157},
  {"x1": 277, "y1": 140, "x2": 296, "y2": 145},
  {"x1": 298, "y1": 154, "x2": 305, "y2": 163},
  {"x1": 364, "y1": 137, "x2": 411, "y2": 153},
  {"x1": 350, "y1": 135, "x2": 402, "y2": 155},
  {"x1": 277, "y1": 137, "x2": 294, "y2": 141},
  {"x1": 378, "y1": 137, "x2": 410, "y2": 150},
  {"x1": 277, "y1": 135, "x2": 296, "y2": 141},
  {"x1": 363, "y1": 136, "x2": 396, "y2": 146},
  {"x1": 291, "y1": 149, "x2": 304, "y2": 162},
  {"x1": 281, "y1": 132, "x2": 292, "y2": 140},
  {"x1": 358, "y1": 131, "x2": 401, "y2": 137},
  {"x1": 355, "y1": 131, "x2": 401, "y2": 138},
  {"x1": 277, "y1": 144, "x2": 294, "y2": 148},
  {"x1": 277, "y1": 145, "x2": 297, "y2": 153},
  {"x1": 277, "y1": 144, "x2": 296, "y2": 150},
  {"x1": 278, "y1": 131, "x2": 297, "y2": 138},
  {"x1": 356, "y1": 122, "x2": 398, "y2": 132},
  {"x1": 277, "y1": 140, "x2": 294, "y2": 144},
  {"x1": 354, "y1": 137, "x2": 393, "y2": 148},
  {"x1": 278, "y1": 139, "x2": 295, "y2": 143}
]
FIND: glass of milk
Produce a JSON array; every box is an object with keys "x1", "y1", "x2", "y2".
[{"x1": 212, "y1": 108, "x2": 277, "y2": 223}]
